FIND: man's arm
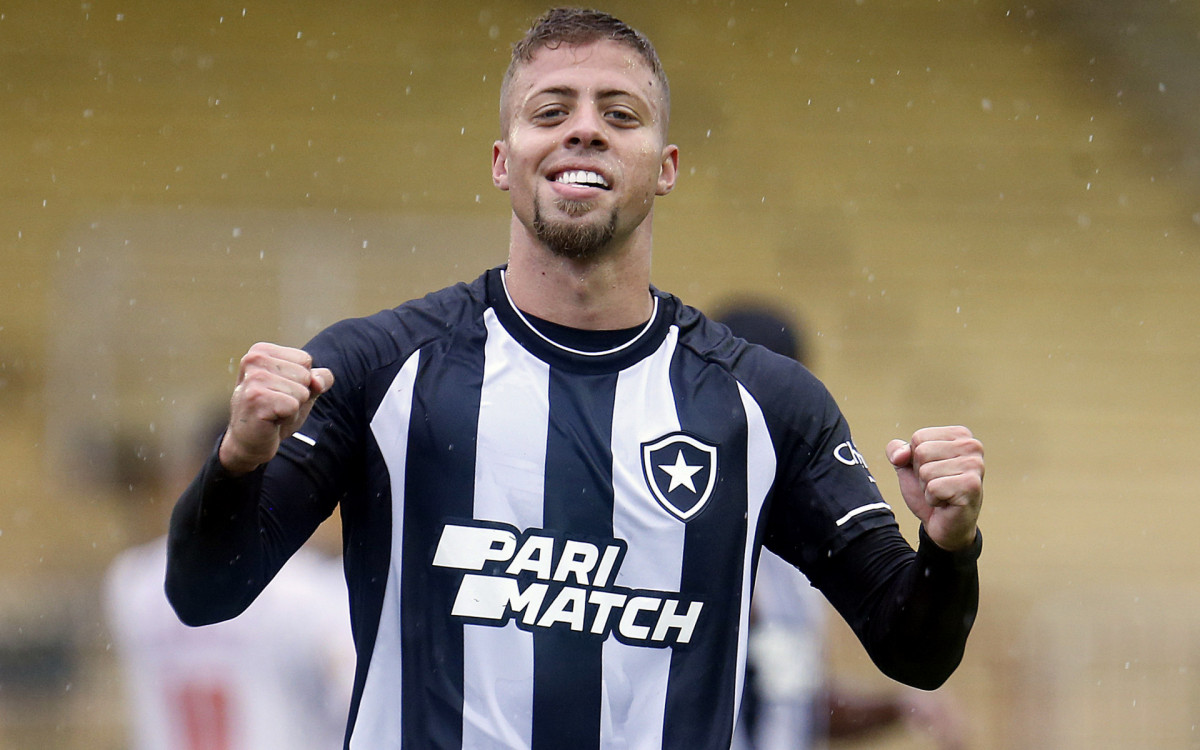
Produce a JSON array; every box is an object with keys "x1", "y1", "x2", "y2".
[
  {"x1": 825, "y1": 422, "x2": 984, "y2": 686},
  {"x1": 165, "y1": 342, "x2": 335, "y2": 626},
  {"x1": 807, "y1": 425, "x2": 984, "y2": 689},
  {"x1": 809, "y1": 524, "x2": 980, "y2": 690},
  {"x1": 165, "y1": 454, "x2": 270, "y2": 625}
]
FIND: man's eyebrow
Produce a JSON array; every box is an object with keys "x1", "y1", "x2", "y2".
[
  {"x1": 527, "y1": 86, "x2": 647, "y2": 105},
  {"x1": 528, "y1": 86, "x2": 580, "y2": 100},
  {"x1": 596, "y1": 88, "x2": 645, "y2": 104}
]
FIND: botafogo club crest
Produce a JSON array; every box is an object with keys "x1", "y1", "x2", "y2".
[{"x1": 640, "y1": 431, "x2": 718, "y2": 521}]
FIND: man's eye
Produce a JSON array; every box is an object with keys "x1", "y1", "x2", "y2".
[
  {"x1": 534, "y1": 108, "x2": 567, "y2": 121},
  {"x1": 606, "y1": 109, "x2": 638, "y2": 125}
]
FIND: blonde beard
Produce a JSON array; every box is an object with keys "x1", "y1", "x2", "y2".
[{"x1": 533, "y1": 199, "x2": 618, "y2": 260}]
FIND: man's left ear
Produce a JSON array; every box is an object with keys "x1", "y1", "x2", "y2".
[
  {"x1": 492, "y1": 141, "x2": 510, "y2": 191},
  {"x1": 656, "y1": 145, "x2": 679, "y2": 196}
]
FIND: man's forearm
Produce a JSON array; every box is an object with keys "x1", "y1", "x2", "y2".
[
  {"x1": 165, "y1": 450, "x2": 273, "y2": 626},
  {"x1": 812, "y1": 525, "x2": 981, "y2": 689}
]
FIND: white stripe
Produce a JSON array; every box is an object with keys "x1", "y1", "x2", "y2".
[
  {"x1": 734, "y1": 383, "x2": 776, "y2": 728},
  {"x1": 602, "y1": 325, "x2": 682, "y2": 749},
  {"x1": 500, "y1": 268, "x2": 660, "y2": 357},
  {"x1": 461, "y1": 308, "x2": 548, "y2": 749},
  {"x1": 835, "y1": 502, "x2": 893, "y2": 527},
  {"x1": 352, "y1": 350, "x2": 421, "y2": 749},
  {"x1": 291, "y1": 431, "x2": 316, "y2": 447}
]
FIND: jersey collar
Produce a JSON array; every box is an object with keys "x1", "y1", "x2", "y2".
[{"x1": 488, "y1": 267, "x2": 674, "y2": 373}]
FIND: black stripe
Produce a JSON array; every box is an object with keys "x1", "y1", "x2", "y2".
[
  {"x1": 532, "y1": 369, "x2": 618, "y2": 750},
  {"x1": 400, "y1": 341, "x2": 486, "y2": 749},
  {"x1": 663, "y1": 354, "x2": 749, "y2": 750}
]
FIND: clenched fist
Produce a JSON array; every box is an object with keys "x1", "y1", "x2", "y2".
[
  {"x1": 886, "y1": 426, "x2": 984, "y2": 552},
  {"x1": 218, "y1": 342, "x2": 334, "y2": 476}
]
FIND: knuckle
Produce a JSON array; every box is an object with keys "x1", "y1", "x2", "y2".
[
  {"x1": 241, "y1": 368, "x2": 272, "y2": 387},
  {"x1": 242, "y1": 347, "x2": 270, "y2": 369},
  {"x1": 912, "y1": 442, "x2": 933, "y2": 465}
]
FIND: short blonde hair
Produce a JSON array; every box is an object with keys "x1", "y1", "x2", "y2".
[{"x1": 499, "y1": 7, "x2": 670, "y2": 135}]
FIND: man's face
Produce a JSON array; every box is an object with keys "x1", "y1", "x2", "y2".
[{"x1": 492, "y1": 40, "x2": 678, "y2": 260}]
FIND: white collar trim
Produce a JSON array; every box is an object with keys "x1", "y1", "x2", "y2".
[{"x1": 499, "y1": 269, "x2": 659, "y2": 358}]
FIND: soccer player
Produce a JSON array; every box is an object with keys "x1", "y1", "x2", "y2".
[{"x1": 166, "y1": 8, "x2": 985, "y2": 750}]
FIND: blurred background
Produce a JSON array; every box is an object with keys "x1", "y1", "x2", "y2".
[{"x1": 3, "y1": 0, "x2": 1200, "y2": 747}]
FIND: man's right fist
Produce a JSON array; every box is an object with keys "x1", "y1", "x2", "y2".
[{"x1": 218, "y1": 342, "x2": 335, "y2": 475}]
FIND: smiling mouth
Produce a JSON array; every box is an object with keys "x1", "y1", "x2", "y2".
[{"x1": 551, "y1": 170, "x2": 611, "y2": 190}]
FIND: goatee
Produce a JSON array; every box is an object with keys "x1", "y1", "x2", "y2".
[{"x1": 533, "y1": 200, "x2": 618, "y2": 260}]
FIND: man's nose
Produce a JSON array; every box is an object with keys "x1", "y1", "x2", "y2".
[{"x1": 563, "y1": 108, "x2": 608, "y2": 149}]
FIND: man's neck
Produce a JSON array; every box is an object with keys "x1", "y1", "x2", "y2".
[{"x1": 504, "y1": 226, "x2": 654, "y2": 330}]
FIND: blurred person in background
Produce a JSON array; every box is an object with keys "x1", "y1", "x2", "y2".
[
  {"x1": 103, "y1": 414, "x2": 354, "y2": 750},
  {"x1": 718, "y1": 302, "x2": 969, "y2": 750}
]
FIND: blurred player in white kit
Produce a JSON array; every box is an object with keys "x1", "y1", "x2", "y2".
[{"x1": 104, "y1": 418, "x2": 354, "y2": 750}]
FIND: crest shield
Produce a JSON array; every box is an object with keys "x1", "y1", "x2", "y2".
[{"x1": 641, "y1": 432, "x2": 718, "y2": 521}]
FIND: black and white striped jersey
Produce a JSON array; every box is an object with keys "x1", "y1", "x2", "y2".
[{"x1": 169, "y1": 267, "x2": 973, "y2": 750}]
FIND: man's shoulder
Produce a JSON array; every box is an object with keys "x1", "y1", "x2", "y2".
[
  {"x1": 308, "y1": 270, "x2": 492, "y2": 374},
  {"x1": 666, "y1": 297, "x2": 833, "y2": 423},
  {"x1": 670, "y1": 300, "x2": 804, "y2": 376},
  {"x1": 353, "y1": 271, "x2": 489, "y2": 338}
]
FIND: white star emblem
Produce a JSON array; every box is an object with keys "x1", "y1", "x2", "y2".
[{"x1": 657, "y1": 450, "x2": 702, "y2": 493}]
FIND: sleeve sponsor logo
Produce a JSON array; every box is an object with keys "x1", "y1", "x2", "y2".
[
  {"x1": 833, "y1": 439, "x2": 876, "y2": 484},
  {"x1": 432, "y1": 522, "x2": 704, "y2": 647},
  {"x1": 640, "y1": 432, "x2": 719, "y2": 521}
]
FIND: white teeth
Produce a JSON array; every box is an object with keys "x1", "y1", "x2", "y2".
[{"x1": 555, "y1": 170, "x2": 609, "y2": 188}]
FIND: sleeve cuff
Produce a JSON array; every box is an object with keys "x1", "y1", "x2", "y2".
[
  {"x1": 203, "y1": 434, "x2": 267, "y2": 485},
  {"x1": 917, "y1": 525, "x2": 982, "y2": 568}
]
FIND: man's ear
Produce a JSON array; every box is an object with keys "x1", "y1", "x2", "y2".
[
  {"x1": 656, "y1": 144, "x2": 679, "y2": 196},
  {"x1": 492, "y1": 141, "x2": 510, "y2": 191}
]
